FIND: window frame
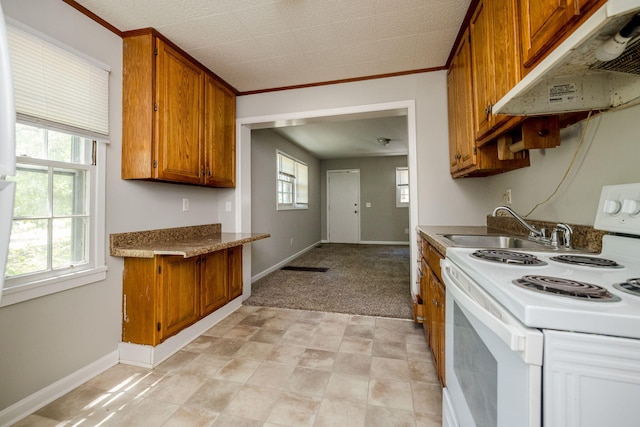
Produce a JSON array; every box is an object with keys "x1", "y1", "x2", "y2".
[
  {"x1": 396, "y1": 167, "x2": 410, "y2": 208},
  {"x1": 276, "y1": 150, "x2": 309, "y2": 211},
  {"x1": 1, "y1": 123, "x2": 107, "y2": 307}
]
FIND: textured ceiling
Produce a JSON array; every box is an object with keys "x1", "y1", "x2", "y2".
[
  {"x1": 74, "y1": 0, "x2": 470, "y2": 93},
  {"x1": 72, "y1": 0, "x2": 469, "y2": 158},
  {"x1": 273, "y1": 115, "x2": 409, "y2": 159}
]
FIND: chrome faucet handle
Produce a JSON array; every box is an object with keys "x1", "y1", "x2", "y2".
[
  {"x1": 550, "y1": 228, "x2": 562, "y2": 248},
  {"x1": 556, "y1": 223, "x2": 573, "y2": 248}
]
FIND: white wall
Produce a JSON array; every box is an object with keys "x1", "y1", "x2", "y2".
[
  {"x1": 0, "y1": 0, "x2": 228, "y2": 414},
  {"x1": 320, "y1": 156, "x2": 410, "y2": 243},
  {"x1": 237, "y1": 73, "x2": 489, "y2": 229},
  {"x1": 485, "y1": 104, "x2": 640, "y2": 225},
  {"x1": 251, "y1": 129, "x2": 321, "y2": 276},
  {"x1": 236, "y1": 73, "x2": 490, "y2": 297}
]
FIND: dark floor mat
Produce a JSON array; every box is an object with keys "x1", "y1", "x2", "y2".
[{"x1": 281, "y1": 266, "x2": 329, "y2": 272}]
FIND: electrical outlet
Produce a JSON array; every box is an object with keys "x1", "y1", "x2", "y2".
[
  {"x1": 505, "y1": 189, "x2": 512, "y2": 205},
  {"x1": 225, "y1": 201, "x2": 232, "y2": 212},
  {"x1": 182, "y1": 198, "x2": 190, "y2": 212},
  {"x1": 290, "y1": 238, "x2": 293, "y2": 246}
]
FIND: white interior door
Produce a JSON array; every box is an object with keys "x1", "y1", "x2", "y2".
[{"x1": 327, "y1": 170, "x2": 360, "y2": 243}]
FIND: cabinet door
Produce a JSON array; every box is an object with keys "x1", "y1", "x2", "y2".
[
  {"x1": 200, "y1": 250, "x2": 229, "y2": 316},
  {"x1": 228, "y1": 245, "x2": 243, "y2": 300},
  {"x1": 155, "y1": 38, "x2": 204, "y2": 184},
  {"x1": 447, "y1": 68, "x2": 460, "y2": 173},
  {"x1": 520, "y1": 0, "x2": 581, "y2": 67},
  {"x1": 451, "y1": 29, "x2": 476, "y2": 172},
  {"x1": 489, "y1": 0, "x2": 520, "y2": 126},
  {"x1": 420, "y1": 257, "x2": 430, "y2": 342},
  {"x1": 470, "y1": 0, "x2": 493, "y2": 139},
  {"x1": 204, "y1": 76, "x2": 236, "y2": 187},
  {"x1": 158, "y1": 256, "x2": 200, "y2": 342}
]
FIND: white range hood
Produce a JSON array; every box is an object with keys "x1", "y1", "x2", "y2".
[{"x1": 493, "y1": 1, "x2": 640, "y2": 116}]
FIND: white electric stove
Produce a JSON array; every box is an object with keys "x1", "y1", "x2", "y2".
[{"x1": 442, "y1": 183, "x2": 640, "y2": 427}]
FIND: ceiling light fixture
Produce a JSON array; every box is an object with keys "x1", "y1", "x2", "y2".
[{"x1": 377, "y1": 137, "x2": 391, "y2": 147}]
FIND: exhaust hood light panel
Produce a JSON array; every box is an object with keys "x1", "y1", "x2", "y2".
[
  {"x1": 493, "y1": 2, "x2": 640, "y2": 116},
  {"x1": 498, "y1": 73, "x2": 616, "y2": 115}
]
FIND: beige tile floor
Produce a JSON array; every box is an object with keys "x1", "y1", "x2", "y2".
[{"x1": 15, "y1": 306, "x2": 442, "y2": 426}]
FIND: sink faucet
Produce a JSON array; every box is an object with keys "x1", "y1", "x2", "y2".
[
  {"x1": 492, "y1": 206, "x2": 546, "y2": 239},
  {"x1": 555, "y1": 223, "x2": 573, "y2": 249}
]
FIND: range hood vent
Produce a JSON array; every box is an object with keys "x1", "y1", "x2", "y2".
[
  {"x1": 593, "y1": 37, "x2": 640, "y2": 74},
  {"x1": 494, "y1": 2, "x2": 640, "y2": 116}
]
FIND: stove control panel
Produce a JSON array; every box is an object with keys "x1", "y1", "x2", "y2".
[{"x1": 595, "y1": 183, "x2": 640, "y2": 234}]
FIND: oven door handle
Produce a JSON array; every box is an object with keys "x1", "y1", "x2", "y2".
[{"x1": 443, "y1": 259, "x2": 542, "y2": 364}]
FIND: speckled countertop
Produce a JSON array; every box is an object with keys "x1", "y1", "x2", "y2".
[
  {"x1": 418, "y1": 215, "x2": 605, "y2": 256},
  {"x1": 110, "y1": 224, "x2": 270, "y2": 258}
]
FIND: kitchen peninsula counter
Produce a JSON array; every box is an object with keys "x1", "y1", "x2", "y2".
[{"x1": 110, "y1": 224, "x2": 270, "y2": 258}]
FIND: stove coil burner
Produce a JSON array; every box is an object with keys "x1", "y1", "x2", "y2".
[
  {"x1": 549, "y1": 255, "x2": 623, "y2": 268},
  {"x1": 513, "y1": 275, "x2": 620, "y2": 301},
  {"x1": 471, "y1": 249, "x2": 547, "y2": 266},
  {"x1": 613, "y1": 278, "x2": 640, "y2": 297}
]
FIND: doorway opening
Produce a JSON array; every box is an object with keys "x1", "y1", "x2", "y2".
[{"x1": 236, "y1": 101, "x2": 418, "y2": 299}]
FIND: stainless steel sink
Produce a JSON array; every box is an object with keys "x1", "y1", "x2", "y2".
[{"x1": 439, "y1": 234, "x2": 551, "y2": 250}]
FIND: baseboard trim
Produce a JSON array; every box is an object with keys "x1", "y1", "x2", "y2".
[
  {"x1": 0, "y1": 350, "x2": 119, "y2": 427},
  {"x1": 251, "y1": 241, "x2": 321, "y2": 283},
  {"x1": 118, "y1": 297, "x2": 242, "y2": 368}
]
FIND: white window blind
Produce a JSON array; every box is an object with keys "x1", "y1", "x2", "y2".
[
  {"x1": 277, "y1": 151, "x2": 308, "y2": 210},
  {"x1": 297, "y1": 163, "x2": 308, "y2": 204},
  {"x1": 396, "y1": 167, "x2": 409, "y2": 207},
  {"x1": 7, "y1": 21, "x2": 110, "y2": 138}
]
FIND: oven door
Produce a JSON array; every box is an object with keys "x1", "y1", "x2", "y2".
[{"x1": 442, "y1": 258, "x2": 543, "y2": 427}]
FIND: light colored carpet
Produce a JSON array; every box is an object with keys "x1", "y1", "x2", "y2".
[{"x1": 245, "y1": 244, "x2": 412, "y2": 319}]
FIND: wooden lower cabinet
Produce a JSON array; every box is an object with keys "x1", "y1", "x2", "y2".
[
  {"x1": 419, "y1": 237, "x2": 446, "y2": 387},
  {"x1": 200, "y1": 250, "x2": 229, "y2": 317},
  {"x1": 159, "y1": 255, "x2": 200, "y2": 341},
  {"x1": 228, "y1": 245, "x2": 243, "y2": 300},
  {"x1": 122, "y1": 246, "x2": 242, "y2": 346}
]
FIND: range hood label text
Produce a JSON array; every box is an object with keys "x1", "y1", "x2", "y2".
[{"x1": 548, "y1": 83, "x2": 577, "y2": 104}]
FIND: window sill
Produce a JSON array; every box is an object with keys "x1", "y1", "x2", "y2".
[
  {"x1": 277, "y1": 205, "x2": 309, "y2": 211},
  {"x1": 1, "y1": 266, "x2": 108, "y2": 307}
]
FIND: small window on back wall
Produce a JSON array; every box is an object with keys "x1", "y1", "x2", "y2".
[
  {"x1": 277, "y1": 151, "x2": 308, "y2": 210},
  {"x1": 396, "y1": 167, "x2": 409, "y2": 207}
]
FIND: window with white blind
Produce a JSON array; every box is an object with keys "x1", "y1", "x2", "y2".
[
  {"x1": 277, "y1": 151, "x2": 308, "y2": 210},
  {"x1": 396, "y1": 167, "x2": 409, "y2": 207},
  {"x1": 2, "y1": 21, "x2": 109, "y2": 306}
]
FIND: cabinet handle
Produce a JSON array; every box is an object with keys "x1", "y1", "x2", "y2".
[
  {"x1": 207, "y1": 169, "x2": 212, "y2": 176},
  {"x1": 484, "y1": 104, "x2": 492, "y2": 116}
]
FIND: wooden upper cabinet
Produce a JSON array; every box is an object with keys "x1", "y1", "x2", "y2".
[
  {"x1": 156, "y1": 39, "x2": 204, "y2": 184},
  {"x1": 470, "y1": 0, "x2": 521, "y2": 140},
  {"x1": 204, "y1": 76, "x2": 236, "y2": 187},
  {"x1": 470, "y1": 1, "x2": 493, "y2": 138},
  {"x1": 448, "y1": 29, "x2": 476, "y2": 174},
  {"x1": 122, "y1": 30, "x2": 236, "y2": 187},
  {"x1": 519, "y1": 0, "x2": 604, "y2": 68}
]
